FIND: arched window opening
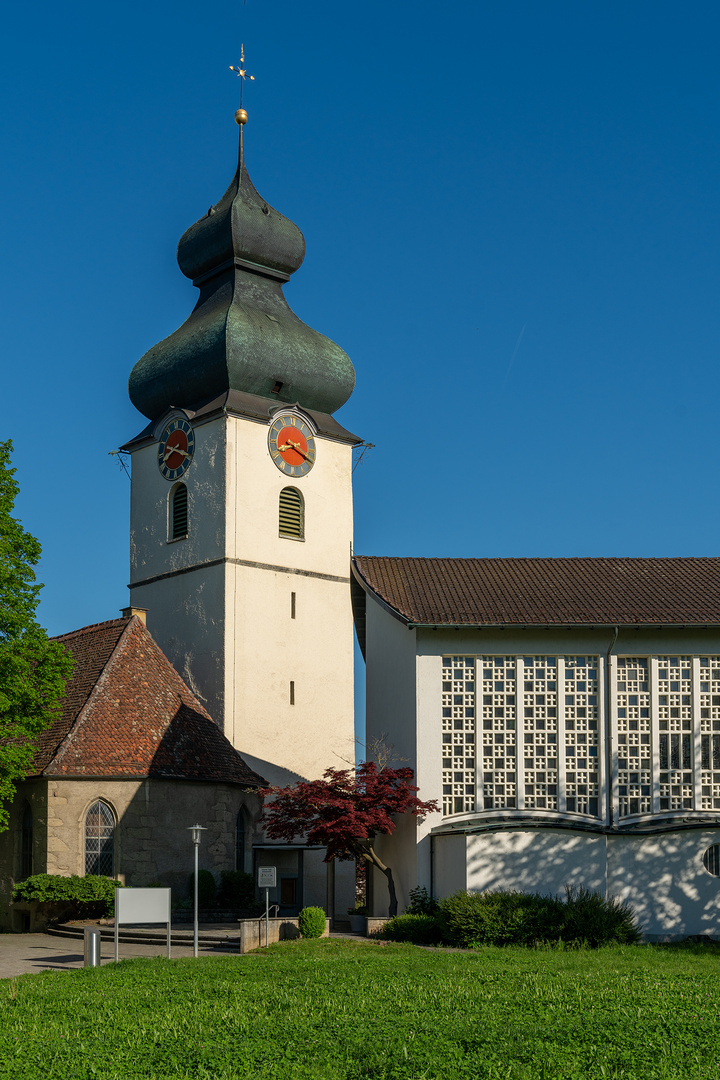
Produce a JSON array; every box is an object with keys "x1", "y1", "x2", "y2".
[
  {"x1": 703, "y1": 844, "x2": 720, "y2": 876},
  {"x1": 20, "y1": 803, "x2": 33, "y2": 880},
  {"x1": 85, "y1": 800, "x2": 115, "y2": 877},
  {"x1": 279, "y1": 487, "x2": 304, "y2": 539},
  {"x1": 236, "y1": 809, "x2": 248, "y2": 873},
  {"x1": 170, "y1": 483, "x2": 188, "y2": 540}
]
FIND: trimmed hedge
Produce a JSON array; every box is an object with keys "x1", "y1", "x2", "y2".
[
  {"x1": 12, "y1": 874, "x2": 123, "y2": 918},
  {"x1": 381, "y1": 913, "x2": 443, "y2": 945},
  {"x1": 298, "y1": 906, "x2": 326, "y2": 939}
]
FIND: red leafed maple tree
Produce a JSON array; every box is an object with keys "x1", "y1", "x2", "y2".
[{"x1": 261, "y1": 761, "x2": 439, "y2": 917}]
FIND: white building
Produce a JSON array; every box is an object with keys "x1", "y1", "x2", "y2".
[{"x1": 353, "y1": 555, "x2": 720, "y2": 939}]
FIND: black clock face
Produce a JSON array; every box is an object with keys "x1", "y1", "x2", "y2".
[
  {"x1": 158, "y1": 418, "x2": 195, "y2": 480},
  {"x1": 268, "y1": 413, "x2": 316, "y2": 477}
]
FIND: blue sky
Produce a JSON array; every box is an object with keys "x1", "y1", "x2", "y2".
[{"x1": 3, "y1": 0, "x2": 720, "y2": 649}]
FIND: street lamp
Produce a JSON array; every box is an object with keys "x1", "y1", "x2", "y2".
[{"x1": 187, "y1": 824, "x2": 207, "y2": 957}]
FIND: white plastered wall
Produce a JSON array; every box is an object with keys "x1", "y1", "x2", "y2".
[
  {"x1": 129, "y1": 409, "x2": 356, "y2": 787},
  {"x1": 363, "y1": 603, "x2": 720, "y2": 927},
  {"x1": 364, "y1": 601, "x2": 419, "y2": 914},
  {"x1": 433, "y1": 827, "x2": 720, "y2": 939}
]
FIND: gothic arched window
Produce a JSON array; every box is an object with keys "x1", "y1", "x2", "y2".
[
  {"x1": 279, "y1": 487, "x2": 304, "y2": 539},
  {"x1": 85, "y1": 800, "x2": 115, "y2": 877},
  {"x1": 170, "y1": 483, "x2": 188, "y2": 540}
]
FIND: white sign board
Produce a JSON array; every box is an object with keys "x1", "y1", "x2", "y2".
[
  {"x1": 116, "y1": 888, "x2": 171, "y2": 924},
  {"x1": 258, "y1": 866, "x2": 277, "y2": 888},
  {"x1": 114, "y1": 887, "x2": 172, "y2": 962}
]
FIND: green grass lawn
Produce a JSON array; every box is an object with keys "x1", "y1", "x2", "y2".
[{"x1": 2, "y1": 939, "x2": 720, "y2": 1079}]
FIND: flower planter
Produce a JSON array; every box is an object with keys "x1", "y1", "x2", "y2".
[{"x1": 348, "y1": 913, "x2": 367, "y2": 934}]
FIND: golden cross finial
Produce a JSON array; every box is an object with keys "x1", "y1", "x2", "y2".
[{"x1": 229, "y1": 44, "x2": 255, "y2": 112}]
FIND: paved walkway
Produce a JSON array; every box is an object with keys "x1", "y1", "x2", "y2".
[
  {"x1": 0, "y1": 932, "x2": 246, "y2": 980},
  {"x1": 0, "y1": 928, "x2": 364, "y2": 980}
]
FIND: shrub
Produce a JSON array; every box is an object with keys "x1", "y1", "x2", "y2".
[
  {"x1": 381, "y1": 913, "x2": 442, "y2": 945},
  {"x1": 561, "y1": 885, "x2": 642, "y2": 946},
  {"x1": 405, "y1": 886, "x2": 439, "y2": 916},
  {"x1": 217, "y1": 870, "x2": 256, "y2": 909},
  {"x1": 437, "y1": 888, "x2": 643, "y2": 949},
  {"x1": 438, "y1": 889, "x2": 563, "y2": 948},
  {"x1": 189, "y1": 869, "x2": 217, "y2": 908},
  {"x1": 298, "y1": 906, "x2": 326, "y2": 938},
  {"x1": 12, "y1": 874, "x2": 123, "y2": 918}
]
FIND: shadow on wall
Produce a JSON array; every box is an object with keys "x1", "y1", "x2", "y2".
[
  {"x1": 451, "y1": 825, "x2": 720, "y2": 939},
  {"x1": 101, "y1": 702, "x2": 263, "y2": 898}
]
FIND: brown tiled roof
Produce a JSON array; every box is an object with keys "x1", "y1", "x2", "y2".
[
  {"x1": 353, "y1": 556, "x2": 720, "y2": 627},
  {"x1": 31, "y1": 616, "x2": 264, "y2": 786}
]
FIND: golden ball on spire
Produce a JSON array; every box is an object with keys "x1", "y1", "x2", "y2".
[{"x1": 235, "y1": 108, "x2": 248, "y2": 125}]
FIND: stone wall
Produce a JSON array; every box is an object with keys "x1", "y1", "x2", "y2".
[{"x1": 0, "y1": 776, "x2": 263, "y2": 930}]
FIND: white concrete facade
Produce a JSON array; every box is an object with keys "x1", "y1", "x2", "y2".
[
  {"x1": 363, "y1": 598, "x2": 720, "y2": 936},
  {"x1": 129, "y1": 406, "x2": 356, "y2": 788}
]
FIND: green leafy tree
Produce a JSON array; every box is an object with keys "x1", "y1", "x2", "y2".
[{"x1": 0, "y1": 440, "x2": 73, "y2": 831}]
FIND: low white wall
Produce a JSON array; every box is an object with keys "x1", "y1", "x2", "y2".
[
  {"x1": 608, "y1": 829, "x2": 720, "y2": 940},
  {"x1": 434, "y1": 826, "x2": 720, "y2": 939},
  {"x1": 462, "y1": 829, "x2": 606, "y2": 897}
]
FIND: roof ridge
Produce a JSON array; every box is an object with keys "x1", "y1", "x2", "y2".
[{"x1": 51, "y1": 616, "x2": 131, "y2": 642}]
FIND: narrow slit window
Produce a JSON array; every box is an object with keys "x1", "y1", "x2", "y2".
[
  {"x1": 291, "y1": 592, "x2": 296, "y2": 619},
  {"x1": 20, "y1": 803, "x2": 33, "y2": 880},
  {"x1": 279, "y1": 487, "x2": 304, "y2": 539},
  {"x1": 236, "y1": 810, "x2": 246, "y2": 873},
  {"x1": 171, "y1": 483, "x2": 188, "y2": 540},
  {"x1": 290, "y1": 681, "x2": 295, "y2": 705}
]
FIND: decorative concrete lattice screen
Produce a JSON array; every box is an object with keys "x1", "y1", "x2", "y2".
[
  {"x1": 657, "y1": 656, "x2": 693, "y2": 812},
  {"x1": 442, "y1": 656, "x2": 476, "y2": 815},
  {"x1": 442, "y1": 653, "x2": 720, "y2": 820},
  {"x1": 522, "y1": 656, "x2": 558, "y2": 811},
  {"x1": 480, "y1": 656, "x2": 517, "y2": 811},
  {"x1": 564, "y1": 656, "x2": 600, "y2": 817},
  {"x1": 615, "y1": 655, "x2": 707, "y2": 818},
  {"x1": 700, "y1": 657, "x2": 720, "y2": 810}
]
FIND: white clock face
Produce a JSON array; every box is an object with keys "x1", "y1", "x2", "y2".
[
  {"x1": 157, "y1": 418, "x2": 195, "y2": 480},
  {"x1": 268, "y1": 414, "x2": 316, "y2": 477}
]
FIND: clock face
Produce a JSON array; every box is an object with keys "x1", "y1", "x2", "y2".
[
  {"x1": 268, "y1": 413, "x2": 316, "y2": 477},
  {"x1": 157, "y1": 417, "x2": 195, "y2": 481}
]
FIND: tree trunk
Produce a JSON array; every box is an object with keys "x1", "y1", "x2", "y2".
[{"x1": 359, "y1": 845, "x2": 399, "y2": 917}]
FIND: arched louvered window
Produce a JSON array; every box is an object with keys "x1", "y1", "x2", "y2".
[
  {"x1": 20, "y1": 803, "x2": 33, "y2": 880},
  {"x1": 85, "y1": 800, "x2": 115, "y2": 877},
  {"x1": 279, "y1": 487, "x2": 304, "y2": 539},
  {"x1": 170, "y1": 483, "x2": 188, "y2": 540}
]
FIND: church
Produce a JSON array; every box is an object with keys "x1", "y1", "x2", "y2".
[
  {"x1": 1, "y1": 105, "x2": 359, "y2": 927},
  {"x1": 3, "y1": 95, "x2": 720, "y2": 941}
]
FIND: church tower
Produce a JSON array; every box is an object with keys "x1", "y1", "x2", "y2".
[{"x1": 122, "y1": 111, "x2": 360, "y2": 787}]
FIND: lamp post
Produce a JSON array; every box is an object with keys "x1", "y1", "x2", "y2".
[{"x1": 187, "y1": 824, "x2": 207, "y2": 957}]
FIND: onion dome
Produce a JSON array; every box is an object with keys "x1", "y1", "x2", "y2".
[{"x1": 128, "y1": 126, "x2": 355, "y2": 420}]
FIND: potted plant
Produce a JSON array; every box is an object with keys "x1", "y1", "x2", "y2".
[{"x1": 347, "y1": 902, "x2": 368, "y2": 933}]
